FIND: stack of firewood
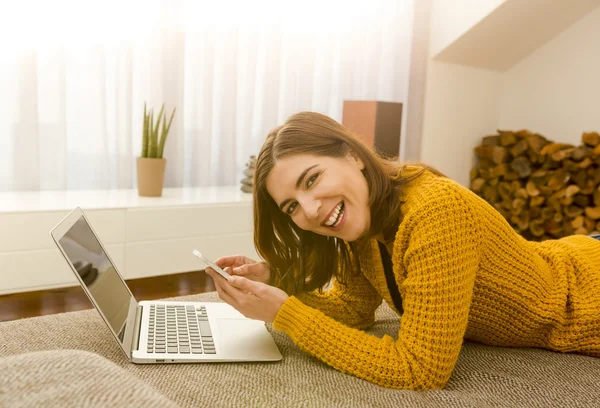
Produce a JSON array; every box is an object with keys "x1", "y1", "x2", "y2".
[{"x1": 471, "y1": 130, "x2": 600, "y2": 241}]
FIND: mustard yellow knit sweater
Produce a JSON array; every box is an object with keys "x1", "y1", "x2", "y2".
[{"x1": 272, "y1": 166, "x2": 600, "y2": 390}]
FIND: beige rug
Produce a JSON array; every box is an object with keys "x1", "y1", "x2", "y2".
[{"x1": 1, "y1": 292, "x2": 599, "y2": 407}]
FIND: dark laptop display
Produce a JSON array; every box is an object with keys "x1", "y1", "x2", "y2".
[{"x1": 58, "y1": 215, "x2": 132, "y2": 342}]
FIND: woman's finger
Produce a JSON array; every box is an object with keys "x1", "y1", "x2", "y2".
[
  {"x1": 214, "y1": 255, "x2": 256, "y2": 269},
  {"x1": 216, "y1": 284, "x2": 238, "y2": 307},
  {"x1": 231, "y1": 262, "x2": 264, "y2": 277},
  {"x1": 229, "y1": 276, "x2": 265, "y2": 296},
  {"x1": 212, "y1": 255, "x2": 238, "y2": 268},
  {"x1": 230, "y1": 263, "x2": 252, "y2": 276},
  {"x1": 206, "y1": 269, "x2": 227, "y2": 285},
  {"x1": 214, "y1": 275, "x2": 262, "y2": 307},
  {"x1": 217, "y1": 276, "x2": 249, "y2": 299},
  {"x1": 206, "y1": 266, "x2": 233, "y2": 278},
  {"x1": 207, "y1": 270, "x2": 262, "y2": 315},
  {"x1": 209, "y1": 271, "x2": 238, "y2": 307}
]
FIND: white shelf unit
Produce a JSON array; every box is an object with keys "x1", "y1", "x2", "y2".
[{"x1": 0, "y1": 187, "x2": 259, "y2": 295}]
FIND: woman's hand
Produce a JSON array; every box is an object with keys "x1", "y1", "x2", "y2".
[
  {"x1": 212, "y1": 255, "x2": 271, "y2": 284},
  {"x1": 206, "y1": 269, "x2": 288, "y2": 323}
]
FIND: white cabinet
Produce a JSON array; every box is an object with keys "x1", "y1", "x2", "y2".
[{"x1": 0, "y1": 187, "x2": 258, "y2": 295}]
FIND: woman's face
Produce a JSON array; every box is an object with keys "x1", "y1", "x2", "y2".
[{"x1": 266, "y1": 153, "x2": 371, "y2": 241}]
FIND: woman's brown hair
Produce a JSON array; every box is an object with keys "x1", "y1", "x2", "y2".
[{"x1": 253, "y1": 111, "x2": 440, "y2": 295}]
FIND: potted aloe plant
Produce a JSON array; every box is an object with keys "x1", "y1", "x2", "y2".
[{"x1": 137, "y1": 103, "x2": 176, "y2": 197}]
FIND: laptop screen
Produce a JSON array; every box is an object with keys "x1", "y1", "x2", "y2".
[{"x1": 58, "y1": 215, "x2": 133, "y2": 344}]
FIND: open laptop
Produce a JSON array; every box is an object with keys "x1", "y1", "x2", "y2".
[{"x1": 50, "y1": 207, "x2": 282, "y2": 364}]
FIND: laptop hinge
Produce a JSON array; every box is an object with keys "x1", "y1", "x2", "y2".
[{"x1": 132, "y1": 305, "x2": 143, "y2": 352}]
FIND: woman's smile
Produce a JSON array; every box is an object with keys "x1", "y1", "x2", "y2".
[{"x1": 321, "y1": 201, "x2": 346, "y2": 231}]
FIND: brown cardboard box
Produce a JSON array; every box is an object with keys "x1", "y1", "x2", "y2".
[{"x1": 342, "y1": 101, "x2": 403, "y2": 158}]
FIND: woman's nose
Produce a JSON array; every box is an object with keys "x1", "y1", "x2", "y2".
[{"x1": 300, "y1": 197, "x2": 321, "y2": 221}]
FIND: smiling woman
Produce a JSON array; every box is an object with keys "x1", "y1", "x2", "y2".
[
  {"x1": 206, "y1": 111, "x2": 600, "y2": 391},
  {"x1": 251, "y1": 112, "x2": 426, "y2": 294}
]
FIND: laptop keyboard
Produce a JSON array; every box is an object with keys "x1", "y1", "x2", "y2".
[{"x1": 146, "y1": 304, "x2": 216, "y2": 354}]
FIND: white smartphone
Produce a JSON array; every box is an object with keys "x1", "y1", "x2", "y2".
[{"x1": 192, "y1": 250, "x2": 232, "y2": 281}]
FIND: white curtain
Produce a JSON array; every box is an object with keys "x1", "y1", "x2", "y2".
[{"x1": 0, "y1": 0, "x2": 414, "y2": 192}]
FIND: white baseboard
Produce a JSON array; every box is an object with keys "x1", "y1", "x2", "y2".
[{"x1": 0, "y1": 187, "x2": 259, "y2": 295}]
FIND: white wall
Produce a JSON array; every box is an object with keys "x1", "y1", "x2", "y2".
[
  {"x1": 420, "y1": 61, "x2": 501, "y2": 185},
  {"x1": 497, "y1": 5, "x2": 600, "y2": 144},
  {"x1": 418, "y1": 0, "x2": 504, "y2": 186},
  {"x1": 404, "y1": 0, "x2": 432, "y2": 162}
]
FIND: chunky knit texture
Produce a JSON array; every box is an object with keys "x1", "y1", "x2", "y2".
[{"x1": 273, "y1": 166, "x2": 600, "y2": 390}]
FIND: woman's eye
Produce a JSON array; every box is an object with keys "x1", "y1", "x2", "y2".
[
  {"x1": 306, "y1": 173, "x2": 319, "y2": 188},
  {"x1": 286, "y1": 202, "x2": 298, "y2": 215}
]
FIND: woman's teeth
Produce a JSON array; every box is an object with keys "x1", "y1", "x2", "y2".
[{"x1": 325, "y1": 202, "x2": 344, "y2": 227}]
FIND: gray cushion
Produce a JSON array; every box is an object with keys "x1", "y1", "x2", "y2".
[{"x1": 0, "y1": 349, "x2": 178, "y2": 408}]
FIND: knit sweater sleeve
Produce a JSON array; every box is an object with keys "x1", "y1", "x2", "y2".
[
  {"x1": 272, "y1": 186, "x2": 480, "y2": 390},
  {"x1": 295, "y1": 272, "x2": 383, "y2": 330}
]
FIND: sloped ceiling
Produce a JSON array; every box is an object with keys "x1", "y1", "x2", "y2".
[{"x1": 433, "y1": 0, "x2": 600, "y2": 71}]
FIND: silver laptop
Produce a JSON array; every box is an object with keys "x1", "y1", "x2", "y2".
[{"x1": 50, "y1": 207, "x2": 282, "y2": 364}]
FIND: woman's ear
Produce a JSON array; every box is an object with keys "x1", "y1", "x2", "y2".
[{"x1": 347, "y1": 151, "x2": 365, "y2": 170}]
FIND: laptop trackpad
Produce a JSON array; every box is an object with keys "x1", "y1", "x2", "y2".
[{"x1": 217, "y1": 319, "x2": 280, "y2": 360}]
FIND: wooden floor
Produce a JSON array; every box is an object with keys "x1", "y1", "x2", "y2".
[{"x1": 0, "y1": 271, "x2": 216, "y2": 322}]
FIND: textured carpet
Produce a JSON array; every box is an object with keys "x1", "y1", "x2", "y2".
[{"x1": 1, "y1": 292, "x2": 599, "y2": 407}]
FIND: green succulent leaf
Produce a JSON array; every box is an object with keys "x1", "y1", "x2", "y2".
[
  {"x1": 142, "y1": 102, "x2": 149, "y2": 158},
  {"x1": 158, "y1": 107, "x2": 176, "y2": 159},
  {"x1": 149, "y1": 110, "x2": 158, "y2": 158},
  {"x1": 141, "y1": 103, "x2": 175, "y2": 159}
]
